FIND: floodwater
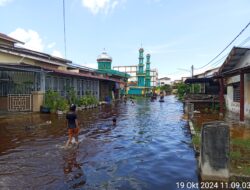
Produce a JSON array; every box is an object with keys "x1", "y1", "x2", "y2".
[{"x1": 0, "y1": 95, "x2": 199, "y2": 190}]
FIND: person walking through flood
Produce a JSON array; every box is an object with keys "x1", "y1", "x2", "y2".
[
  {"x1": 65, "y1": 104, "x2": 80, "y2": 147},
  {"x1": 112, "y1": 117, "x2": 117, "y2": 126}
]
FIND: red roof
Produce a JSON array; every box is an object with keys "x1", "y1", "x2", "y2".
[{"x1": 41, "y1": 65, "x2": 125, "y2": 83}]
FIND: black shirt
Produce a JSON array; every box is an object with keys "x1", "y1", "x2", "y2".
[{"x1": 66, "y1": 112, "x2": 77, "y2": 129}]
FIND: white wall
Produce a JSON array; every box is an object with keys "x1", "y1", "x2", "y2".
[{"x1": 225, "y1": 73, "x2": 250, "y2": 119}]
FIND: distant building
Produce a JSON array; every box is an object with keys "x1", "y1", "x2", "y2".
[
  {"x1": 96, "y1": 50, "x2": 130, "y2": 99},
  {"x1": 114, "y1": 65, "x2": 158, "y2": 87},
  {"x1": 113, "y1": 48, "x2": 157, "y2": 95},
  {"x1": 150, "y1": 68, "x2": 158, "y2": 87},
  {"x1": 158, "y1": 77, "x2": 171, "y2": 86}
]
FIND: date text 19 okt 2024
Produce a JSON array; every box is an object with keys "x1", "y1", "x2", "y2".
[{"x1": 176, "y1": 181, "x2": 250, "y2": 189}]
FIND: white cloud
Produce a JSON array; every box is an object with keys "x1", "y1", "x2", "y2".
[
  {"x1": 47, "y1": 42, "x2": 56, "y2": 49},
  {"x1": 0, "y1": 0, "x2": 12, "y2": 6},
  {"x1": 9, "y1": 28, "x2": 44, "y2": 52},
  {"x1": 82, "y1": 62, "x2": 97, "y2": 69},
  {"x1": 9, "y1": 28, "x2": 64, "y2": 59},
  {"x1": 52, "y1": 50, "x2": 63, "y2": 58},
  {"x1": 82, "y1": 0, "x2": 122, "y2": 15}
]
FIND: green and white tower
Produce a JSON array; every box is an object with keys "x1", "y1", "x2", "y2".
[
  {"x1": 145, "y1": 53, "x2": 151, "y2": 88},
  {"x1": 97, "y1": 50, "x2": 112, "y2": 70},
  {"x1": 137, "y1": 48, "x2": 145, "y2": 87}
]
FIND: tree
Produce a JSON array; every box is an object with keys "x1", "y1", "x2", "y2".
[
  {"x1": 176, "y1": 82, "x2": 190, "y2": 100},
  {"x1": 160, "y1": 84, "x2": 172, "y2": 94}
]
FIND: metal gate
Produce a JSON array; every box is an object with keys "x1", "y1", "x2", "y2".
[{"x1": 7, "y1": 94, "x2": 32, "y2": 111}]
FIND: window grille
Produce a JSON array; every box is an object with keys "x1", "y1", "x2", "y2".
[{"x1": 233, "y1": 83, "x2": 240, "y2": 102}]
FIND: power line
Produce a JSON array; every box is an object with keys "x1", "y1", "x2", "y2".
[
  {"x1": 238, "y1": 36, "x2": 250, "y2": 47},
  {"x1": 209, "y1": 35, "x2": 250, "y2": 69},
  {"x1": 63, "y1": 0, "x2": 67, "y2": 58},
  {"x1": 195, "y1": 21, "x2": 250, "y2": 70}
]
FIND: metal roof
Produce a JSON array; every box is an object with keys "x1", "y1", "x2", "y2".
[
  {"x1": 0, "y1": 44, "x2": 72, "y2": 66},
  {"x1": 185, "y1": 78, "x2": 214, "y2": 84},
  {"x1": 219, "y1": 46, "x2": 250, "y2": 76},
  {"x1": 97, "y1": 51, "x2": 112, "y2": 61},
  {"x1": 0, "y1": 33, "x2": 24, "y2": 44},
  {"x1": 97, "y1": 69, "x2": 130, "y2": 78},
  {"x1": 0, "y1": 63, "x2": 125, "y2": 83}
]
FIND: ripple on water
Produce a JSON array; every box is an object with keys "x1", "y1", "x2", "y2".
[{"x1": 0, "y1": 95, "x2": 198, "y2": 190}]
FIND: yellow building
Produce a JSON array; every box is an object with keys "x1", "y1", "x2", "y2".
[{"x1": 0, "y1": 33, "x2": 127, "y2": 112}]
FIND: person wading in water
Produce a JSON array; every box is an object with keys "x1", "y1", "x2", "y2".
[{"x1": 65, "y1": 104, "x2": 80, "y2": 147}]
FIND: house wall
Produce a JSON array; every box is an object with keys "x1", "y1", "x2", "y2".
[
  {"x1": 0, "y1": 53, "x2": 35, "y2": 65},
  {"x1": 0, "y1": 97, "x2": 7, "y2": 111},
  {"x1": 158, "y1": 79, "x2": 171, "y2": 86},
  {"x1": 225, "y1": 74, "x2": 250, "y2": 119}
]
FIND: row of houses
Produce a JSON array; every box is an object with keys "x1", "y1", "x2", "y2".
[
  {"x1": 0, "y1": 33, "x2": 129, "y2": 112},
  {"x1": 184, "y1": 46, "x2": 250, "y2": 123}
]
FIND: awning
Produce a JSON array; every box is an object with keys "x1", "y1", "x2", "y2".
[{"x1": 185, "y1": 78, "x2": 214, "y2": 84}]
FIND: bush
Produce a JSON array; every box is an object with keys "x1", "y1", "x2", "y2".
[
  {"x1": 67, "y1": 87, "x2": 78, "y2": 105},
  {"x1": 44, "y1": 90, "x2": 60, "y2": 112},
  {"x1": 78, "y1": 95, "x2": 99, "y2": 106},
  {"x1": 176, "y1": 82, "x2": 190, "y2": 100},
  {"x1": 44, "y1": 89, "x2": 69, "y2": 112},
  {"x1": 57, "y1": 97, "x2": 69, "y2": 111}
]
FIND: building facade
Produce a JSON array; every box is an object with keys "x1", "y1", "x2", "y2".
[
  {"x1": 96, "y1": 50, "x2": 129, "y2": 100},
  {"x1": 218, "y1": 47, "x2": 250, "y2": 122},
  {"x1": 0, "y1": 33, "x2": 128, "y2": 112},
  {"x1": 158, "y1": 77, "x2": 171, "y2": 86},
  {"x1": 113, "y1": 48, "x2": 156, "y2": 95}
]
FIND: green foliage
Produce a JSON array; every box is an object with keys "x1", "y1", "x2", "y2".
[
  {"x1": 176, "y1": 82, "x2": 190, "y2": 100},
  {"x1": 79, "y1": 97, "x2": 88, "y2": 106},
  {"x1": 44, "y1": 89, "x2": 69, "y2": 112},
  {"x1": 67, "y1": 87, "x2": 78, "y2": 105},
  {"x1": 44, "y1": 90, "x2": 60, "y2": 112},
  {"x1": 192, "y1": 134, "x2": 200, "y2": 146},
  {"x1": 243, "y1": 167, "x2": 250, "y2": 175},
  {"x1": 57, "y1": 97, "x2": 69, "y2": 111},
  {"x1": 159, "y1": 84, "x2": 172, "y2": 93},
  {"x1": 193, "y1": 84, "x2": 200, "y2": 93},
  {"x1": 231, "y1": 138, "x2": 250, "y2": 148},
  {"x1": 78, "y1": 95, "x2": 99, "y2": 106},
  {"x1": 230, "y1": 151, "x2": 241, "y2": 159}
]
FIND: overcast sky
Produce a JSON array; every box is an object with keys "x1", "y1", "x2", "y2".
[{"x1": 1, "y1": 0, "x2": 250, "y2": 80}]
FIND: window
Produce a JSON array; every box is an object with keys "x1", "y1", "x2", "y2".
[
  {"x1": 233, "y1": 83, "x2": 240, "y2": 102},
  {"x1": 53, "y1": 77, "x2": 58, "y2": 91}
]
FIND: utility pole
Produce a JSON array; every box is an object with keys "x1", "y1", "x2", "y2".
[{"x1": 191, "y1": 65, "x2": 194, "y2": 78}]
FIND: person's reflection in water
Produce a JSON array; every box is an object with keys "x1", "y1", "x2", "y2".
[{"x1": 63, "y1": 150, "x2": 86, "y2": 189}]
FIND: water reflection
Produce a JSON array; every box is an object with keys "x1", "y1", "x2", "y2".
[
  {"x1": 63, "y1": 149, "x2": 86, "y2": 189},
  {"x1": 0, "y1": 95, "x2": 199, "y2": 190}
]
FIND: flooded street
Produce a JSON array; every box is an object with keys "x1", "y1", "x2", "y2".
[{"x1": 0, "y1": 95, "x2": 198, "y2": 190}]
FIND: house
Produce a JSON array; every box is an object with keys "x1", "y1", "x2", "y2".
[
  {"x1": 218, "y1": 46, "x2": 250, "y2": 122},
  {"x1": 184, "y1": 67, "x2": 220, "y2": 94},
  {"x1": 158, "y1": 77, "x2": 171, "y2": 86},
  {"x1": 0, "y1": 32, "x2": 128, "y2": 112}
]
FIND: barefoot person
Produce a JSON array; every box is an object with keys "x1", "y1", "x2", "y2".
[{"x1": 66, "y1": 104, "x2": 80, "y2": 147}]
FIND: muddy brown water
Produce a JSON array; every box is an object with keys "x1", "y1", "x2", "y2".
[{"x1": 0, "y1": 95, "x2": 199, "y2": 190}]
